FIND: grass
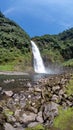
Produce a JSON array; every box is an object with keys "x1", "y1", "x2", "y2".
[
  {"x1": 63, "y1": 59, "x2": 73, "y2": 67},
  {"x1": 25, "y1": 124, "x2": 45, "y2": 130},
  {"x1": 52, "y1": 107, "x2": 73, "y2": 130},
  {"x1": 0, "y1": 64, "x2": 14, "y2": 71},
  {"x1": 0, "y1": 52, "x2": 32, "y2": 71}
]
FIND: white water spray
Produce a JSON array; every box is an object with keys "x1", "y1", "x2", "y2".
[{"x1": 31, "y1": 41, "x2": 46, "y2": 73}]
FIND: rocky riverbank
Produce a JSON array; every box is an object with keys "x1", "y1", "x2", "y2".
[{"x1": 0, "y1": 72, "x2": 73, "y2": 130}]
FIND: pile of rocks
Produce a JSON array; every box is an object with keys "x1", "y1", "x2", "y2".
[{"x1": 0, "y1": 73, "x2": 73, "y2": 130}]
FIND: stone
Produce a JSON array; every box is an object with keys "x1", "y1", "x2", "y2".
[
  {"x1": 44, "y1": 119, "x2": 53, "y2": 127},
  {"x1": 52, "y1": 85, "x2": 60, "y2": 91},
  {"x1": 0, "y1": 87, "x2": 2, "y2": 91},
  {"x1": 19, "y1": 93, "x2": 25, "y2": 100},
  {"x1": 20, "y1": 112, "x2": 36, "y2": 123},
  {"x1": 32, "y1": 102, "x2": 36, "y2": 106},
  {"x1": 34, "y1": 88, "x2": 42, "y2": 92},
  {"x1": 43, "y1": 102, "x2": 59, "y2": 120},
  {"x1": 4, "y1": 79, "x2": 14, "y2": 84},
  {"x1": 7, "y1": 99, "x2": 16, "y2": 110},
  {"x1": 7, "y1": 115, "x2": 16, "y2": 123},
  {"x1": 14, "y1": 122, "x2": 24, "y2": 130},
  {"x1": 51, "y1": 94, "x2": 59, "y2": 102},
  {"x1": 4, "y1": 123, "x2": 24, "y2": 130},
  {"x1": 36, "y1": 111, "x2": 43, "y2": 123},
  {"x1": 4, "y1": 123, "x2": 15, "y2": 130},
  {"x1": 66, "y1": 100, "x2": 72, "y2": 106},
  {"x1": 13, "y1": 93, "x2": 20, "y2": 102},
  {"x1": 4, "y1": 91, "x2": 13, "y2": 97},
  {"x1": 14, "y1": 109, "x2": 21, "y2": 120},
  {"x1": 28, "y1": 95, "x2": 31, "y2": 98},
  {"x1": 59, "y1": 89, "x2": 64, "y2": 95},
  {"x1": 20, "y1": 100, "x2": 26, "y2": 108},
  {"x1": 29, "y1": 107, "x2": 38, "y2": 113},
  {"x1": 27, "y1": 82, "x2": 32, "y2": 87},
  {"x1": 28, "y1": 122, "x2": 39, "y2": 127}
]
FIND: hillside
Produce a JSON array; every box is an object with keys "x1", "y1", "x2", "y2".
[
  {"x1": 32, "y1": 28, "x2": 73, "y2": 66},
  {"x1": 0, "y1": 12, "x2": 32, "y2": 71},
  {"x1": 0, "y1": 11, "x2": 73, "y2": 71}
]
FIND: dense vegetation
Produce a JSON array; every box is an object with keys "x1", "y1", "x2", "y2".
[
  {"x1": 0, "y1": 11, "x2": 73, "y2": 71},
  {"x1": 0, "y1": 11, "x2": 32, "y2": 71},
  {"x1": 32, "y1": 28, "x2": 73, "y2": 65}
]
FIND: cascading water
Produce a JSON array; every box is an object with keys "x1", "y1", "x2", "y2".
[{"x1": 31, "y1": 40, "x2": 46, "y2": 73}]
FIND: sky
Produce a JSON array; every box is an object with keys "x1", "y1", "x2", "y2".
[{"x1": 0, "y1": 0, "x2": 73, "y2": 37}]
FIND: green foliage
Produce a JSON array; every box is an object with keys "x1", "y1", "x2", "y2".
[
  {"x1": 0, "y1": 11, "x2": 73, "y2": 68},
  {"x1": 0, "y1": 64, "x2": 14, "y2": 71},
  {"x1": 66, "y1": 76, "x2": 73, "y2": 96},
  {"x1": 53, "y1": 108, "x2": 73, "y2": 130},
  {"x1": 25, "y1": 124, "x2": 45, "y2": 130},
  {"x1": 63, "y1": 59, "x2": 73, "y2": 67},
  {"x1": 32, "y1": 28, "x2": 73, "y2": 64},
  {"x1": 3, "y1": 109, "x2": 13, "y2": 116},
  {"x1": 0, "y1": 11, "x2": 31, "y2": 66}
]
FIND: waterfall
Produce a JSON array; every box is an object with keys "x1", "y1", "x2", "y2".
[{"x1": 31, "y1": 40, "x2": 46, "y2": 73}]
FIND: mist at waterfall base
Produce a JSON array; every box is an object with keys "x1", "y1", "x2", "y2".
[{"x1": 31, "y1": 41, "x2": 61, "y2": 74}]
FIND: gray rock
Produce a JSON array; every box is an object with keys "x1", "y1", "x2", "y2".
[
  {"x1": 14, "y1": 122, "x2": 24, "y2": 130},
  {"x1": 4, "y1": 91, "x2": 13, "y2": 97},
  {"x1": 14, "y1": 109, "x2": 21, "y2": 119},
  {"x1": 13, "y1": 93, "x2": 20, "y2": 102},
  {"x1": 51, "y1": 95, "x2": 59, "y2": 102},
  {"x1": 19, "y1": 93, "x2": 25, "y2": 100},
  {"x1": 36, "y1": 111, "x2": 43, "y2": 123},
  {"x1": 20, "y1": 100, "x2": 26, "y2": 108},
  {"x1": 4, "y1": 123, "x2": 24, "y2": 130},
  {"x1": 0, "y1": 87, "x2": 2, "y2": 91},
  {"x1": 52, "y1": 85, "x2": 60, "y2": 91},
  {"x1": 7, "y1": 115, "x2": 16, "y2": 123},
  {"x1": 34, "y1": 88, "x2": 42, "y2": 92},
  {"x1": 4, "y1": 79, "x2": 15, "y2": 84},
  {"x1": 43, "y1": 102, "x2": 58, "y2": 120},
  {"x1": 4, "y1": 123, "x2": 15, "y2": 130},
  {"x1": 29, "y1": 107, "x2": 38, "y2": 113},
  {"x1": 27, "y1": 82, "x2": 32, "y2": 87},
  {"x1": 7, "y1": 99, "x2": 16, "y2": 110},
  {"x1": 20, "y1": 112, "x2": 36, "y2": 123},
  {"x1": 66, "y1": 100, "x2": 72, "y2": 106},
  {"x1": 59, "y1": 89, "x2": 64, "y2": 95},
  {"x1": 44, "y1": 119, "x2": 53, "y2": 127},
  {"x1": 28, "y1": 122, "x2": 39, "y2": 127}
]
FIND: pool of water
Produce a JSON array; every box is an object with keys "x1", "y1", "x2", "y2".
[
  {"x1": 0, "y1": 73, "x2": 51, "y2": 91},
  {"x1": 0, "y1": 67, "x2": 73, "y2": 91}
]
